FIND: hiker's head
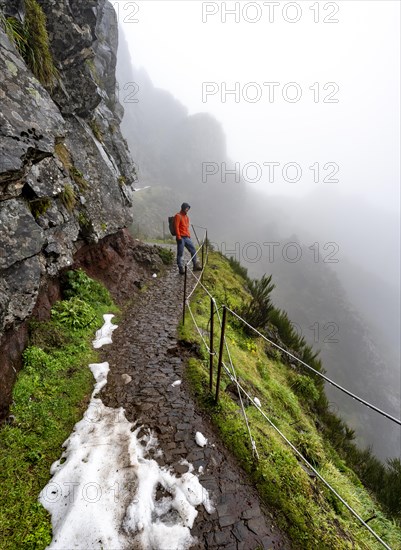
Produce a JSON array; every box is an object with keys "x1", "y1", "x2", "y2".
[{"x1": 181, "y1": 202, "x2": 191, "y2": 213}]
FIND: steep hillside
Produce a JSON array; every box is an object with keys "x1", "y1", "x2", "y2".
[{"x1": 180, "y1": 251, "x2": 401, "y2": 548}]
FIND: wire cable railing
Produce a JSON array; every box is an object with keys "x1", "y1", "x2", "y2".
[
  {"x1": 226, "y1": 307, "x2": 401, "y2": 426},
  {"x1": 185, "y1": 290, "x2": 393, "y2": 548},
  {"x1": 186, "y1": 302, "x2": 211, "y2": 353},
  {"x1": 187, "y1": 264, "x2": 401, "y2": 427},
  {"x1": 218, "y1": 359, "x2": 393, "y2": 550}
]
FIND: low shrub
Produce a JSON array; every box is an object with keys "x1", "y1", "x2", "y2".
[{"x1": 51, "y1": 297, "x2": 96, "y2": 330}]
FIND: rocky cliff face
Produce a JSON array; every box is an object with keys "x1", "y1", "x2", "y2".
[{"x1": 0, "y1": 0, "x2": 137, "y2": 417}]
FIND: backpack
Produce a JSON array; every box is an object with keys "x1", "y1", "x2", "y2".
[{"x1": 168, "y1": 214, "x2": 181, "y2": 236}]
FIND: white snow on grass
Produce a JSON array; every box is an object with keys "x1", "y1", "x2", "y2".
[
  {"x1": 89, "y1": 361, "x2": 109, "y2": 396},
  {"x1": 40, "y1": 315, "x2": 215, "y2": 550},
  {"x1": 92, "y1": 314, "x2": 118, "y2": 349}
]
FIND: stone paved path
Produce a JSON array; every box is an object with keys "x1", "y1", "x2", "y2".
[{"x1": 101, "y1": 261, "x2": 292, "y2": 550}]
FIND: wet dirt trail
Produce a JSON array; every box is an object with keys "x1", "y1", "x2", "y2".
[{"x1": 100, "y1": 260, "x2": 292, "y2": 550}]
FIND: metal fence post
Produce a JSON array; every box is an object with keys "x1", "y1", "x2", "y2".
[
  {"x1": 182, "y1": 265, "x2": 187, "y2": 324},
  {"x1": 191, "y1": 224, "x2": 200, "y2": 246},
  {"x1": 201, "y1": 242, "x2": 205, "y2": 283},
  {"x1": 209, "y1": 297, "x2": 214, "y2": 392},
  {"x1": 215, "y1": 305, "x2": 227, "y2": 404}
]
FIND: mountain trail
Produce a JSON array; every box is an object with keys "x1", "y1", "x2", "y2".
[{"x1": 100, "y1": 258, "x2": 291, "y2": 549}]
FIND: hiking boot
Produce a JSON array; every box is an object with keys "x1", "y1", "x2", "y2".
[
  {"x1": 193, "y1": 264, "x2": 202, "y2": 272},
  {"x1": 179, "y1": 267, "x2": 185, "y2": 275}
]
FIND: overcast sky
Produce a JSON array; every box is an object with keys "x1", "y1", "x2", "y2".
[{"x1": 114, "y1": 0, "x2": 400, "y2": 213}]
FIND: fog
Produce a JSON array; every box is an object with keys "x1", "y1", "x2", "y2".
[
  {"x1": 113, "y1": 0, "x2": 400, "y2": 460},
  {"x1": 116, "y1": 1, "x2": 399, "y2": 207}
]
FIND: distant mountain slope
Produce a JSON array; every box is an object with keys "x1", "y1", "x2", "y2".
[{"x1": 116, "y1": 26, "x2": 400, "y2": 461}]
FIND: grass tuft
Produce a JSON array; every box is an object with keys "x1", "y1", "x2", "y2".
[
  {"x1": 28, "y1": 197, "x2": 51, "y2": 219},
  {"x1": 1, "y1": 0, "x2": 58, "y2": 89},
  {"x1": 24, "y1": 0, "x2": 58, "y2": 89},
  {"x1": 60, "y1": 183, "x2": 76, "y2": 212},
  {"x1": 54, "y1": 142, "x2": 89, "y2": 191},
  {"x1": 89, "y1": 119, "x2": 103, "y2": 143},
  {"x1": 157, "y1": 247, "x2": 174, "y2": 265}
]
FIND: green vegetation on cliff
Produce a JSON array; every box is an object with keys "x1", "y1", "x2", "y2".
[
  {"x1": 0, "y1": 270, "x2": 118, "y2": 550},
  {"x1": 55, "y1": 142, "x2": 89, "y2": 192},
  {"x1": 0, "y1": 0, "x2": 58, "y2": 89},
  {"x1": 179, "y1": 251, "x2": 401, "y2": 549}
]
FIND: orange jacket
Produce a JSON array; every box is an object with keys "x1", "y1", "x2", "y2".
[{"x1": 174, "y1": 212, "x2": 190, "y2": 239}]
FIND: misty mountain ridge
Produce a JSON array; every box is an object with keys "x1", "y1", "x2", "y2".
[
  {"x1": 117, "y1": 26, "x2": 400, "y2": 461},
  {"x1": 268, "y1": 186, "x2": 400, "y2": 289}
]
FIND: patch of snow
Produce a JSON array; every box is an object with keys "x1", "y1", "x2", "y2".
[
  {"x1": 89, "y1": 361, "x2": 109, "y2": 397},
  {"x1": 92, "y1": 314, "x2": 118, "y2": 349},
  {"x1": 124, "y1": 455, "x2": 215, "y2": 547},
  {"x1": 198, "y1": 466, "x2": 204, "y2": 474},
  {"x1": 195, "y1": 432, "x2": 208, "y2": 448},
  {"x1": 40, "y1": 315, "x2": 214, "y2": 550},
  {"x1": 171, "y1": 380, "x2": 182, "y2": 387}
]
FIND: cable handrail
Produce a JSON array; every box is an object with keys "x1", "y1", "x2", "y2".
[
  {"x1": 184, "y1": 293, "x2": 394, "y2": 548},
  {"x1": 191, "y1": 224, "x2": 208, "y2": 231},
  {"x1": 181, "y1": 234, "x2": 397, "y2": 549},
  {"x1": 225, "y1": 307, "x2": 401, "y2": 426},
  {"x1": 186, "y1": 302, "x2": 212, "y2": 353},
  {"x1": 188, "y1": 270, "x2": 215, "y2": 301},
  {"x1": 211, "y1": 300, "x2": 258, "y2": 458},
  {"x1": 186, "y1": 248, "x2": 401, "y2": 426},
  {"x1": 218, "y1": 360, "x2": 393, "y2": 550},
  {"x1": 186, "y1": 298, "x2": 257, "y2": 457}
]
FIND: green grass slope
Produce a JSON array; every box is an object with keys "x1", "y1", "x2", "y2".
[
  {"x1": 0, "y1": 270, "x2": 118, "y2": 550},
  {"x1": 179, "y1": 251, "x2": 401, "y2": 550}
]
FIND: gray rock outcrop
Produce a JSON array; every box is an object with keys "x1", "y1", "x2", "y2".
[{"x1": 0, "y1": 0, "x2": 138, "y2": 416}]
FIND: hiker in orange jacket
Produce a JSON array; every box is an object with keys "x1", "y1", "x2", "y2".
[{"x1": 175, "y1": 203, "x2": 202, "y2": 275}]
